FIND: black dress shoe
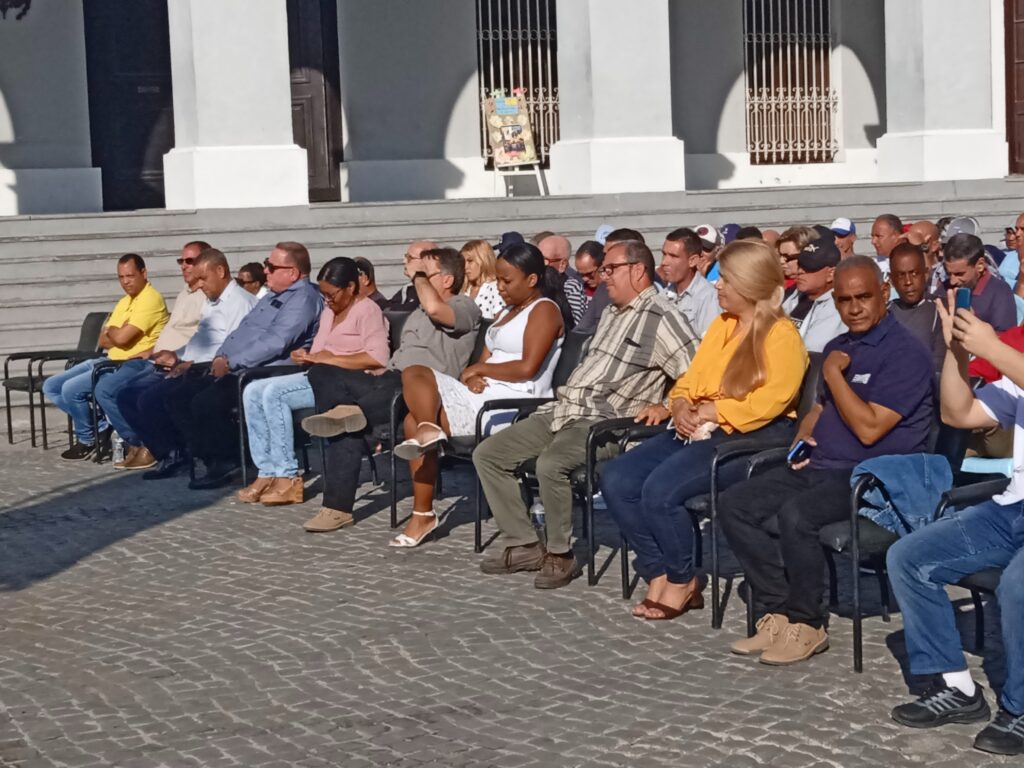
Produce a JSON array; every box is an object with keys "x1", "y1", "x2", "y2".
[
  {"x1": 142, "y1": 455, "x2": 187, "y2": 480},
  {"x1": 188, "y1": 459, "x2": 239, "y2": 490}
]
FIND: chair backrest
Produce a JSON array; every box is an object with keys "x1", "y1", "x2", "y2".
[
  {"x1": 929, "y1": 420, "x2": 969, "y2": 470},
  {"x1": 795, "y1": 351, "x2": 823, "y2": 420},
  {"x1": 468, "y1": 318, "x2": 495, "y2": 365},
  {"x1": 383, "y1": 309, "x2": 413, "y2": 354},
  {"x1": 551, "y1": 331, "x2": 592, "y2": 389},
  {"x1": 77, "y1": 312, "x2": 108, "y2": 352}
]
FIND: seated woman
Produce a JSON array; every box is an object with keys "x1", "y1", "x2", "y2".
[
  {"x1": 600, "y1": 240, "x2": 808, "y2": 621},
  {"x1": 461, "y1": 239, "x2": 505, "y2": 319},
  {"x1": 390, "y1": 242, "x2": 565, "y2": 548},
  {"x1": 238, "y1": 257, "x2": 389, "y2": 506}
]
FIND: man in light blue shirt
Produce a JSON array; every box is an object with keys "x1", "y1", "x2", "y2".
[
  {"x1": 783, "y1": 238, "x2": 848, "y2": 352},
  {"x1": 659, "y1": 227, "x2": 720, "y2": 338}
]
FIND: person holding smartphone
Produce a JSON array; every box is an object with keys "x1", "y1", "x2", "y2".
[{"x1": 716, "y1": 255, "x2": 935, "y2": 665}]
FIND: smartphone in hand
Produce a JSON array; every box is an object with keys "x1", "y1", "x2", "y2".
[
  {"x1": 787, "y1": 439, "x2": 814, "y2": 465},
  {"x1": 954, "y1": 287, "x2": 972, "y2": 311}
]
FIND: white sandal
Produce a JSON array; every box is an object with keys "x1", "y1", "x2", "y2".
[
  {"x1": 388, "y1": 510, "x2": 440, "y2": 548},
  {"x1": 393, "y1": 421, "x2": 448, "y2": 461}
]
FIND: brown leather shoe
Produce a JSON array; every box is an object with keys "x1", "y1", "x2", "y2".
[
  {"x1": 301, "y1": 405, "x2": 368, "y2": 438},
  {"x1": 123, "y1": 446, "x2": 157, "y2": 470},
  {"x1": 260, "y1": 476, "x2": 304, "y2": 506},
  {"x1": 303, "y1": 507, "x2": 355, "y2": 532},
  {"x1": 533, "y1": 552, "x2": 580, "y2": 589},
  {"x1": 238, "y1": 477, "x2": 273, "y2": 503},
  {"x1": 479, "y1": 541, "x2": 546, "y2": 574},
  {"x1": 113, "y1": 445, "x2": 139, "y2": 470}
]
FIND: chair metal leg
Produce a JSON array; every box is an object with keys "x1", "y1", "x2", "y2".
[
  {"x1": 852, "y1": 555, "x2": 863, "y2": 673},
  {"x1": 238, "y1": 401, "x2": 249, "y2": 487},
  {"x1": 745, "y1": 581, "x2": 756, "y2": 637},
  {"x1": 877, "y1": 562, "x2": 891, "y2": 623},
  {"x1": 38, "y1": 387, "x2": 47, "y2": 449},
  {"x1": 585, "y1": 487, "x2": 596, "y2": 586},
  {"x1": 620, "y1": 537, "x2": 631, "y2": 599},
  {"x1": 692, "y1": 515, "x2": 703, "y2": 569},
  {"x1": 710, "y1": 455, "x2": 722, "y2": 629},
  {"x1": 389, "y1": 444, "x2": 399, "y2": 529},
  {"x1": 971, "y1": 590, "x2": 986, "y2": 651},
  {"x1": 5, "y1": 386, "x2": 12, "y2": 445},
  {"x1": 474, "y1": 476, "x2": 485, "y2": 553}
]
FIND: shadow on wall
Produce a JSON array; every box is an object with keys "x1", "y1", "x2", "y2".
[{"x1": 669, "y1": 0, "x2": 887, "y2": 190}]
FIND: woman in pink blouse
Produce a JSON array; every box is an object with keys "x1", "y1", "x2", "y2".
[{"x1": 238, "y1": 258, "x2": 389, "y2": 506}]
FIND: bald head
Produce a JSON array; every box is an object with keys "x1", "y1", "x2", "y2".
[
  {"x1": 404, "y1": 240, "x2": 439, "y2": 278},
  {"x1": 538, "y1": 234, "x2": 571, "y2": 273},
  {"x1": 908, "y1": 221, "x2": 940, "y2": 267}
]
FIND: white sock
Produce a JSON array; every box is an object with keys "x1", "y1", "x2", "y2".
[{"x1": 942, "y1": 670, "x2": 976, "y2": 697}]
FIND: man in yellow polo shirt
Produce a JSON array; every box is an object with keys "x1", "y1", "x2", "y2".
[{"x1": 43, "y1": 253, "x2": 169, "y2": 461}]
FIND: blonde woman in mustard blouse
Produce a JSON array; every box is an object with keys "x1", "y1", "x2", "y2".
[{"x1": 600, "y1": 240, "x2": 808, "y2": 621}]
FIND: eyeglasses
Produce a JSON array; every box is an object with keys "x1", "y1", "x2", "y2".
[
  {"x1": 578, "y1": 269, "x2": 598, "y2": 279},
  {"x1": 263, "y1": 259, "x2": 293, "y2": 273},
  {"x1": 176, "y1": 257, "x2": 196, "y2": 266},
  {"x1": 544, "y1": 257, "x2": 568, "y2": 266},
  {"x1": 598, "y1": 262, "x2": 633, "y2": 277}
]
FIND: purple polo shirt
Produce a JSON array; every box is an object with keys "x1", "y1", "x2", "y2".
[
  {"x1": 809, "y1": 312, "x2": 935, "y2": 471},
  {"x1": 969, "y1": 271, "x2": 1017, "y2": 333}
]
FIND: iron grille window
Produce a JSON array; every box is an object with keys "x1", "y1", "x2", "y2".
[
  {"x1": 743, "y1": 0, "x2": 838, "y2": 164},
  {"x1": 476, "y1": 0, "x2": 559, "y2": 167}
]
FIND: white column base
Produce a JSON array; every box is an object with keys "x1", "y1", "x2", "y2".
[
  {"x1": 0, "y1": 168, "x2": 102, "y2": 216},
  {"x1": 163, "y1": 145, "x2": 308, "y2": 210},
  {"x1": 876, "y1": 130, "x2": 1007, "y2": 182},
  {"x1": 547, "y1": 137, "x2": 687, "y2": 195}
]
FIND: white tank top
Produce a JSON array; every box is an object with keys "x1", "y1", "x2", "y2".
[{"x1": 485, "y1": 297, "x2": 563, "y2": 397}]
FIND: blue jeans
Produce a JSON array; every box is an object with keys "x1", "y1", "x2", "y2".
[
  {"x1": 887, "y1": 498, "x2": 1024, "y2": 714},
  {"x1": 600, "y1": 420, "x2": 792, "y2": 584},
  {"x1": 92, "y1": 359, "x2": 163, "y2": 446},
  {"x1": 242, "y1": 373, "x2": 315, "y2": 477},
  {"x1": 42, "y1": 358, "x2": 105, "y2": 444}
]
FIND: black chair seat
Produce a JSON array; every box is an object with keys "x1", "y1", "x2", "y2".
[
  {"x1": 684, "y1": 493, "x2": 711, "y2": 518},
  {"x1": 959, "y1": 567, "x2": 1003, "y2": 594},
  {"x1": 446, "y1": 435, "x2": 477, "y2": 458},
  {"x1": 1, "y1": 375, "x2": 45, "y2": 392},
  {"x1": 820, "y1": 518, "x2": 898, "y2": 556}
]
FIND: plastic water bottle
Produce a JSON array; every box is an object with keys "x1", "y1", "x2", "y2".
[
  {"x1": 529, "y1": 501, "x2": 547, "y2": 546},
  {"x1": 111, "y1": 431, "x2": 124, "y2": 464}
]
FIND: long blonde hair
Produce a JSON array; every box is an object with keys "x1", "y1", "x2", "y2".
[
  {"x1": 717, "y1": 240, "x2": 786, "y2": 399},
  {"x1": 460, "y1": 240, "x2": 498, "y2": 287}
]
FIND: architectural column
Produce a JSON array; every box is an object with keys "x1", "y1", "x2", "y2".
[
  {"x1": 548, "y1": 0, "x2": 686, "y2": 195},
  {"x1": 163, "y1": 0, "x2": 308, "y2": 209},
  {"x1": 876, "y1": 0, "x2": 1006, "y2": 181}
]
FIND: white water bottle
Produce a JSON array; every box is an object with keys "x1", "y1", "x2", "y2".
[
  {"x1": 529, "y1": 501, "x2": 547, "y2": 546},
  {"x1": 111, "y1": 431, "x2": 124, "y2": 463}
]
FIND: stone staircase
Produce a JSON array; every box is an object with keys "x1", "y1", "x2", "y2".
[{"x1": 3, "y1": 178, "x2": 1024, "y2": 433}]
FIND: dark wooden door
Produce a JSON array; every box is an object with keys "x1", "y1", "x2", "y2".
[
  {"x1": 287, "y1": 0, "x2": 343, "y2": 202},
  {"x1": 83, "y1": 0, "x2": 174, "y2": 210},
  {"x1": 1007, "y1": 0, "x2": 1024, "y2": 173}
]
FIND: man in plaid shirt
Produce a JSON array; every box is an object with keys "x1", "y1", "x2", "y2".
[{"x1": 473, "y1": 238, "x2": 699, "y2": 589}]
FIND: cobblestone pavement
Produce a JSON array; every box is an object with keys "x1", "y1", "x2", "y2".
[{"x1": 0, "y1": 436, "x2": 1017, "y2": 768}]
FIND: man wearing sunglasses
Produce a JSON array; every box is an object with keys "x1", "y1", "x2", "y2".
[
  {"x1": 159, "y1": 241, "x2": 322, "y2": 489},
  {"x1": 385, "y1": 241, "x2": 439, "y2": 310}
]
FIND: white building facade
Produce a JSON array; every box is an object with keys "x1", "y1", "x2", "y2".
[{"x1": 0, "y1": 0, "x2": 1015, "y2": 216}]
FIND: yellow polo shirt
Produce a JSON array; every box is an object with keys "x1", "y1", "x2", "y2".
[
  {"x1": 669, "y1": 314, "x2": 808, "y2": 433},
  {"x1": 106, "y1": 283, "x2": 169, "y2": 361}
]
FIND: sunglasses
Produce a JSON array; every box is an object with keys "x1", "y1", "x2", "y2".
[
  {"x1": 263, "y1": 259, "x2": 293, "y2": 273},
  {"x1": 176, "y1": 257, "x2": 196, "y2": 266},
  {"x1": 236, "y1": 277, "x2": 258, "y2": 286}
]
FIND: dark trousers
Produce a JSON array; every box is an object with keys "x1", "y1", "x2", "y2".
[
  {"x1": 164, "y1": 374, "x2": 239, "y2": 463},
  {"x1": 600, "y1": 420, "x2": 793, "y2": 584},
  {"x1": 306, "y1": 364, "x2": 402, "y2": 512},
  {"x1": 717, "y1": 465, "x2": 852, "y2": 628},
  {"x1": 117, "y1": 373, "x2": 185, "y2": 460}
]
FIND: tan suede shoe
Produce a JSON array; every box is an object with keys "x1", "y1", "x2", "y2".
[
  {"x1": 759, "y1": 622, "x2": 829, "y2": 665},
  {"x1": 237, "y1": 477, "x2": 274, "y2": 503},
  {"x1": 303, "y1": 507, "x2": 355, "y2": 532},
  {"x1": 123, "y1": 446, "x2": 157, "y2": 470},
  {"x1": 260, "y1": 476, "x2": 304, "y2": 506},
  {"x1": 300, "y1": 405, "x2": 367, "y2": 438},
  {"x1": 731, "y1": 612, "x2": 789, "y2": 656}
]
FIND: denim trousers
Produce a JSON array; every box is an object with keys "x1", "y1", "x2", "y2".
[
  {"x1": 242, "y1": 372, "x2": 315, "y2": 477},
  {"x1": 887, "y1": 498, "x2": 1024, "y2": 715},
  {"x1": 600, "y1": 419, "x2": 793, "y2": 584},
  {"x1": 41, "y1": 358, "x2": 105, "y2": 444},
  {"x1": 92, "y1": 359, "x2": 162, "y2": 446}
]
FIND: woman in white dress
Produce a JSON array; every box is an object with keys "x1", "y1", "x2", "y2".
[
  {"x1": 461, "y1": 239, "x2": 505, "y2": 319},
  {"x1": 390, "y1": 243, "x2": 565, "y2": 547}
]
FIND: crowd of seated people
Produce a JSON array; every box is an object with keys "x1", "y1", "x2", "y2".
[{"x1": 29, "y1": 211, "x2": 1024, "y2": 756}]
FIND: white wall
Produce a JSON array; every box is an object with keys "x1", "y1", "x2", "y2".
[
  {"x1": 336, "y1": 0, "x2": 492, "y2": 201},
  {"x1": 0, "y1": 4, "x2": 101, "y2": 215},
  {"x1": 670, "y1": 0, "x2": 887, "y2": 189}
]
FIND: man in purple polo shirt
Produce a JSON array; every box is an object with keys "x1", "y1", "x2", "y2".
[
  {"x1": 718, "y1": 255, "x2": 935, "y2": 666},
  {"x1": 944, "y1": 233, "x2": 1016, "y2": 333}
]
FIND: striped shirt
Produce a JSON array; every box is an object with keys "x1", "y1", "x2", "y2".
[
  {"x1": 564, "y1": 276, "x2": 588, "y2": 325},
  {"x1": 539, "y1": 286, "x2": 699, "y2": 430}
]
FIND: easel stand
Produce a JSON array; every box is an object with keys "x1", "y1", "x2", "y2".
[{"x1": 494, "y1": 164, "x2": 548, "y2": 197}]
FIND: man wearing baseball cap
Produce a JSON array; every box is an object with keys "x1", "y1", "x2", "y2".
[
  {"x1": 694, "y1": 223, "x2": 723, "y2": 282},
  {"x1": 782, "y1": 237, "x2": 848, "y2": 352},
  {"x1": 830, "y1": 218, "x2": 857, "y2": 259}
]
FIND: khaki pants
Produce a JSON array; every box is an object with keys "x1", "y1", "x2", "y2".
[{"x1": 473, "y1": 411, "x2": 605, "y2": 555}]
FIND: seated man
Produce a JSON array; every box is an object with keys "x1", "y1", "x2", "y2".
[
  {"x1": 93, "y1": 240, "x2": 210, "y2": 469},
  {"x1": 472, "y1": 239, "x2": 699, "y2": 589},
  {"x1": 658, "y1": 226, "x2": 720, "y2": 338},
  {"x1": 537, "y1": 233, "x2": 586, "y2": 325},
  {"x1": 117, "y1": 248, "x2": 257, "y2": 477},
  {"x1": 718, "y1": 256, "x2": 934, "y2": 665},
  {"x1": 386, "y1": 240, "x2": 438, "y2": 310},
  {"x1": 887, "y1": 296, "x2": 1024, "y2": 756},
  {"x1": 43, "y1": 253, "x2": 169, "y2": 461},
  {"x1": 782, "y1": 237, "x2": 847, "y2": 352},
  {"x1": 574, "y1": 228, "x2": 645, "y2": 335},
  {"x1": 889, "y1": 242, "x2": 945, "y2": 374},
  {"x1": 300, "y1": 246, "x2": 481, "y2": 533},
  {"x1": 354, "y1": 257, "x2": 389, "y2": 309},
  {"x1": 944, "y1": 232, "x2": 1016, "y2": 333}
]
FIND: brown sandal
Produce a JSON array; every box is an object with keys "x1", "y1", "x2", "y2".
[
  {"x1": 632, "y1": 598, "x2": 658, "y2": 619},
  {"x1": 644, "y1": 589, "x2": 705, "y2": 622}
]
